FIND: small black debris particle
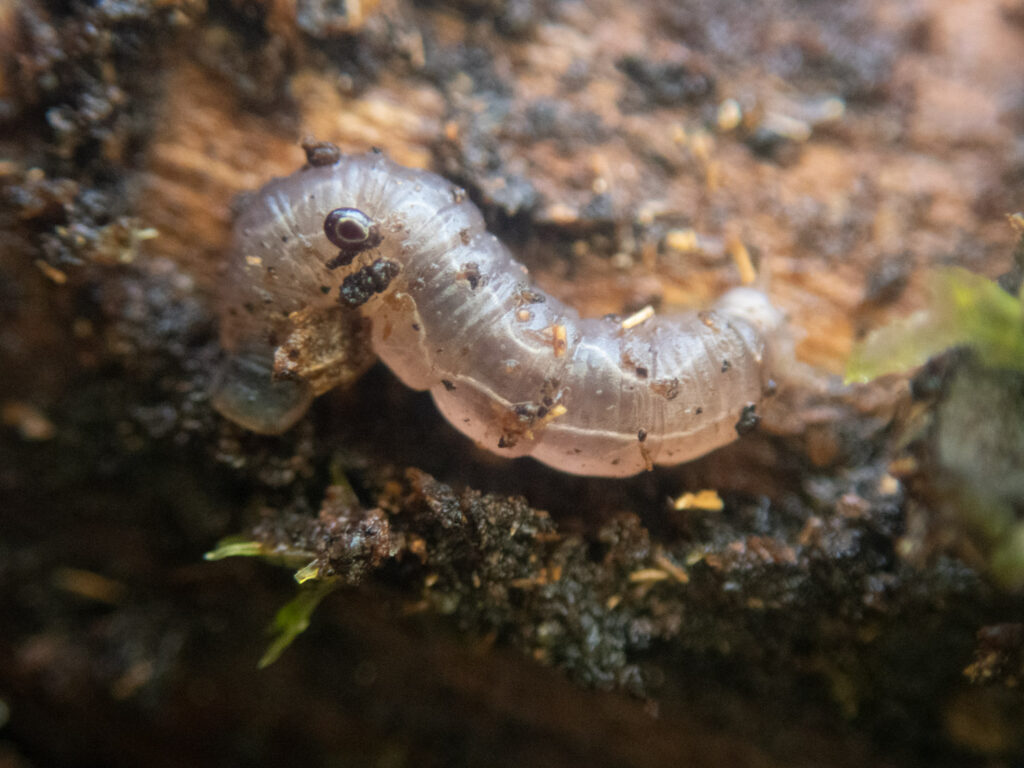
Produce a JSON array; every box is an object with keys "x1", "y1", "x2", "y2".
[
  {"x1": 651, "y1": 378, "x2": 681, "y2": 400},
  {"x1": 581, "y1": 193, "x2": 614, "y2": 222},
  {"x1": 302, "y1": 139, "x2": 341, "y2": 167},
  {"x1": 442, "y1": 379, "x2": 456, "y2": 391},
  {"x1": 616, "y1": 55, "x2": 715, "y2": 109},
  {"x1": 865, "y1": 256, "x2": 911, "y2": 306},
  {"x1": 514, "y1": 286, "x2": 547, "y2": 305},
  {"x1": 735, "y1": 403, "x2": 760, "y2": 435},
  {"x1": 721, "y1": 359, "x2": 731, "y2": 373},
  {"x1": 338, "y1": 259, "x2": 400, "y2": 308},
  {"x1": 326, "y1": 250, "x2": 356, "y2": 270},
  {"x1": 457, "y1": 262, "x2": 484, "y2": 289}
]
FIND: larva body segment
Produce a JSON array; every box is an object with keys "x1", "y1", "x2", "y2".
[{"x1": 212, "y1": 151, "x2": 784, "y2": 477}]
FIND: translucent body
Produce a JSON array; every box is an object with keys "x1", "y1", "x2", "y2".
[{"x1": 213, "y1": 152, "x2": 784, "y2": 477}]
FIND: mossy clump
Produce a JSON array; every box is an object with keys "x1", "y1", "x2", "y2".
[
  {"x1": 848, "y1": 219, "x2": 1024, "y2": 590},
  {"x1": 846, "y1": 265, "x2": 1024, "y2": 385}
]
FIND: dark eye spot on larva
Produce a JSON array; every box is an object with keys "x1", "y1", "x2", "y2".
[
  {"x1": 635, "y1": 366, "x2": 648, "y2": 379},
  {"x1": 734, "y1": 403, "x2": 760, "y2": 435},
  {"x1": 324, "y1": 207, "x2": 383, "y2": 256},
  {"x1": 637, "y1": 428, "x2": 647, "y2": 442},
  {"x1": 442, "y1": 379, "x2": 456, "y2": 391},
  {"x1": 721, "y1": 359, "x2": 732, "y2": 373}
]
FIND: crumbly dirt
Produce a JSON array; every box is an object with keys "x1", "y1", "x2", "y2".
[{"x1": 2, "y1": 0, "x2": 1023, "y2": 766}]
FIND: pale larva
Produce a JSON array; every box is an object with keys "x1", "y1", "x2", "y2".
[{"x1": 211, "y1": 145, "x2": 785, "y2": 477}]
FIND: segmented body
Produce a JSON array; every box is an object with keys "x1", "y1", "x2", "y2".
[{"x1": 213, "y1": 151, "x2": 784, "y2": 476}]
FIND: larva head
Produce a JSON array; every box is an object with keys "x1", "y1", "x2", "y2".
[
  {"x1": 324, "y1": 207, "x2": 382, "y2": 255},
  {"x1": 210, "y1": 347, "x2": 314, "y2": 435}
]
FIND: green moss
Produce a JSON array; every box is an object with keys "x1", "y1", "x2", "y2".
[
  {"x1": 258, "y1": 580, "x2": 340, "y2": 669},
  {"x1": 203, "y1": 537, "x2": 268, "y2": 560},
  {"x1": 846, "y1": 267, "x2": 1024, "y2": 384},
  {"x1": 848, "y1": 245, "x2": 1024, "y2": 589},
  {"x1": 989, "y1": 522, "x2": 1024, "y2": 591},
  {"x1": 205, "y1": 536, "x2": 316, "y2": 570},
  {"x1": 206, "y1": 536, "x2": 337, "y2": 665}
]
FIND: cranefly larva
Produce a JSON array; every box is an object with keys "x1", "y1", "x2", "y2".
[{"x1": 212, "y1": 144, "x2": 785, "y2": 477}]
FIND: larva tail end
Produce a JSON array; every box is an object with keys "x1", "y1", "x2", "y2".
[
  {"x1": 714, "y1": 287, "x2": 786, "y2": 338},
  {"x1": 211, "y1": 349, "x2": 314, "y2": 434}
]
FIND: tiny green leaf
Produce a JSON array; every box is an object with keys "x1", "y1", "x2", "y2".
[
  {"x1": 294, "y1": 561, "x2": 321, "y2": 584},
  {"x1": 258, "y1": 580, "x2": 340, "y2": 669},
  {"x1": 204, "y1": 538, "x2": 267, "y2": 561}
]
